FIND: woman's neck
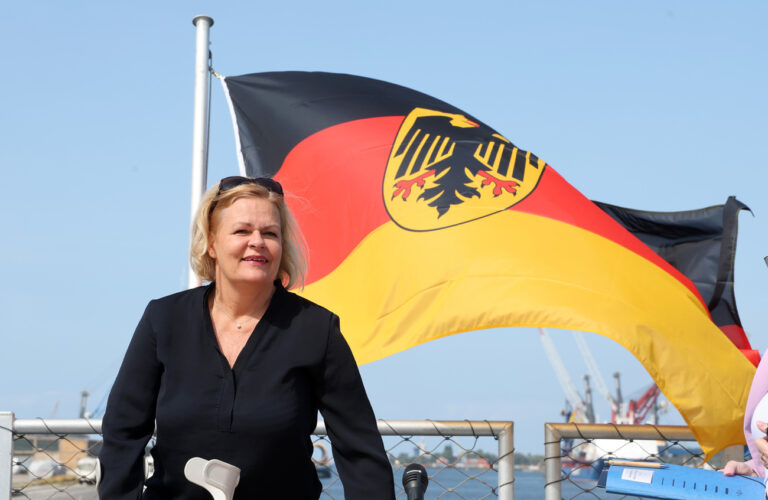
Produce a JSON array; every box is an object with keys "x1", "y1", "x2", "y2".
[{"x1": 212, "y1": 280, "x2": 276, "y2": 319}]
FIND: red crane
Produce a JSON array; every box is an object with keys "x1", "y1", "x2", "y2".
[
  {"x1": 624, "y1": 384, "x2": 662, "y2": 424},
  {"x1": 612, "y1": 371, "x2": 663, "y2": 424}
]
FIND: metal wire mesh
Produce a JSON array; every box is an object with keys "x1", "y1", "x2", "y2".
[
  {"x1": 12, "y1": 432, "x2": 102, "y2": 499},
  {"x1": 544, "y1": 422, "x2": 742, "y2": 500},
  {"x1": 312, "y1": 432, "x2": 502, "y2": 499},
  {"x1": 3, "y1": 418, "x2": 513, "y2": 499}
]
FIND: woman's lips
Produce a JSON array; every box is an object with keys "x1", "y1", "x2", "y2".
[{"x1": 242, "y1": 256, "x2": 267, "y2": 264}]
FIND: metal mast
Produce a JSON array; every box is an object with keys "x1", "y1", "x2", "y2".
[{"x1": 188, "y1": 15, "x2": 214, "y2": 289}]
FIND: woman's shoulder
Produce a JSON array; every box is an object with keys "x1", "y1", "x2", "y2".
[
  {"x1": 136, "y1": 286, "x2": 210, "y2": 337},
  {"x1": 144, "y1": 284, "x2": 209, "y2": 314},
  {"x1": 276, "y1": 286, "x2": 338, "y2": 326}
]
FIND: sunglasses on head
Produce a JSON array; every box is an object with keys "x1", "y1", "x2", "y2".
[
  {"x1": 217, "y1": 176, "x2": 284, "y2": 196},
  {"x1": 209, "y1": 176, "x2": 284, "y2": 215}
]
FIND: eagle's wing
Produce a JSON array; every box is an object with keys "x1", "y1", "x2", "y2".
[{"x1": 390, "y1": 113, "x2": 532, "y2": 217}]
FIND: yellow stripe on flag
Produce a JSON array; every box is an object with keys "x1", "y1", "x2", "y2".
[{"x1": 301, "y1": 209, "x2": 753, "y2": 457}]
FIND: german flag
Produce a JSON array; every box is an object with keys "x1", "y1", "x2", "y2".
[
  {"x1": 595, "y1": 197, "x2": 758, "y2": 366},
  {"x1": 222, "y1": 71, "x2": 754, "y2": 457}
]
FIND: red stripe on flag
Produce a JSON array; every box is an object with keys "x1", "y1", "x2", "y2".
[
  {"x1": 513, "y1": 168, "x2": 708, "y2": 310},
  {"x1": 275, "y1": 117, "x2": 401, "y2": 284},
  {"x1": 276, "y1": 116, "x2": 708, "y2": 313},
  {"x1": 720, "y1": 324, "x2": 751, "y2": 350}
]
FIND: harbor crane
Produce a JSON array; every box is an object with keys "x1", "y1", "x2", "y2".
[
  {"x1": 613, "y1": 372, "x2": 664, "y2": 424},
  {"x1": 574, "y1": 332, "x2": 617, "y2": 412},
  {"x1": 573, "y1": 330, "x2": 665, "y2": 424},
  {"x1": 540, "y1": 328, "x2": 665, "y2": 424},
  {"x1": 538, "y1": 328, "x2": 594, "y2": 423}
]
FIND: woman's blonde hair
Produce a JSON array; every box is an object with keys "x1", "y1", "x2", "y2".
[{"x1": 190, "y1": 180, "x2": 307, "y2": 289}]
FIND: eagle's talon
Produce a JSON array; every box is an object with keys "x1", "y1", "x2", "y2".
[
  {"x1": 392, "y1": 169, "x2": 436, "y2": 200},
  {"x1": 478, "y1": 171, "x2": 519, "y2": 196}
]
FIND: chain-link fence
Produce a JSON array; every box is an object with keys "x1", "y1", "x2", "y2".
[
  {"x1": 543, "y1": 422, "x2": 745, "y2": 500},
  {"x1": 4, "y1": 415, "x2": 751, "y2": 499},
  {"x1": 0, "y1": 414, "x2": 513, "y2": 499},
  {"x1": 315, "y1": 420, "x2": 513, "y2": 499}
]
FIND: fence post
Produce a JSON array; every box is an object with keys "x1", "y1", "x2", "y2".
[
  {"x1": 544, "y1": 423, "x2": 562, "y2": 500},
  {"x1": 0, "y1": 412, "x2": 13, "y2": 500},
  {"x1": 496, "y1": 422, "x2": 514, "y2": 500}
]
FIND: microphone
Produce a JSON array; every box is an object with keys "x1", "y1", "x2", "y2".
[{"x1": 402, "y1": 463, "x2": 428, "y2": 500}]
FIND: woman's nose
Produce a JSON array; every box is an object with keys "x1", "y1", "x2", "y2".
[{"x1": 248, "y1": 233, "x2": 265, "y2": 248}]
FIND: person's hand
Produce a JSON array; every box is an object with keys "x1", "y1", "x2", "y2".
[
  {"x1": 720, "y1": 460, "x2": 755, "y2": 476},
  {"x1": 755, "y1": 421, "x2": 768, "y2": 469}
]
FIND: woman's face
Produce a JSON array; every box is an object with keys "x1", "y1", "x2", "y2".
[{"x1": 208, "y1": 196, "x2": 283, "y2": 290}]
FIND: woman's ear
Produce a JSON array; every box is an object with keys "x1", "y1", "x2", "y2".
[{"x1": 207, "y1": 234, "x2": 217, "y2": 260}]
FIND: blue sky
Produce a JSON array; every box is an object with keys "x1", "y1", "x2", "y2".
[{"x1": 2, "y1": 1, "x2": 766, "y2": 454}]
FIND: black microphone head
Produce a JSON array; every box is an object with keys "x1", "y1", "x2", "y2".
[{"x1": 402, "y1": 463, "x2": 428, "y2": 489}]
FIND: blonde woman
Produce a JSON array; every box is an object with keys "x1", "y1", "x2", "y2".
[{"x1": 99, "y1": 176, "x2": 394, "y2": 499}]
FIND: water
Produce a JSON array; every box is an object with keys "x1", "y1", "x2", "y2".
[
  {"x1": 14, "y1": 469, "x2": 644, "y2": 499},
  {"x1": 319, "y1": 468, "x2": 644, "y2": 499}
]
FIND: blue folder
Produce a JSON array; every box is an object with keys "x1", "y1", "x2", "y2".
[{"x1": 602, "y1": 463, "x2": 765, "y2": 499}]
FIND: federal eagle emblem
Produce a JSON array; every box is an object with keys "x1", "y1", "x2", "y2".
[{"x1": 383, "y1": 108, "x2": 547, "y2": 231}]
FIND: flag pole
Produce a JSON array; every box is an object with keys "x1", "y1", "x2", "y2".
[{"x1": 188, "y1": 15, "x2": 214, "y2": 289}]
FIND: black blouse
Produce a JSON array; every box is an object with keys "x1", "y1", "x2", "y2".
[{"x1": 98, "y1": 283, "x2": 395, "y2": 499}]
